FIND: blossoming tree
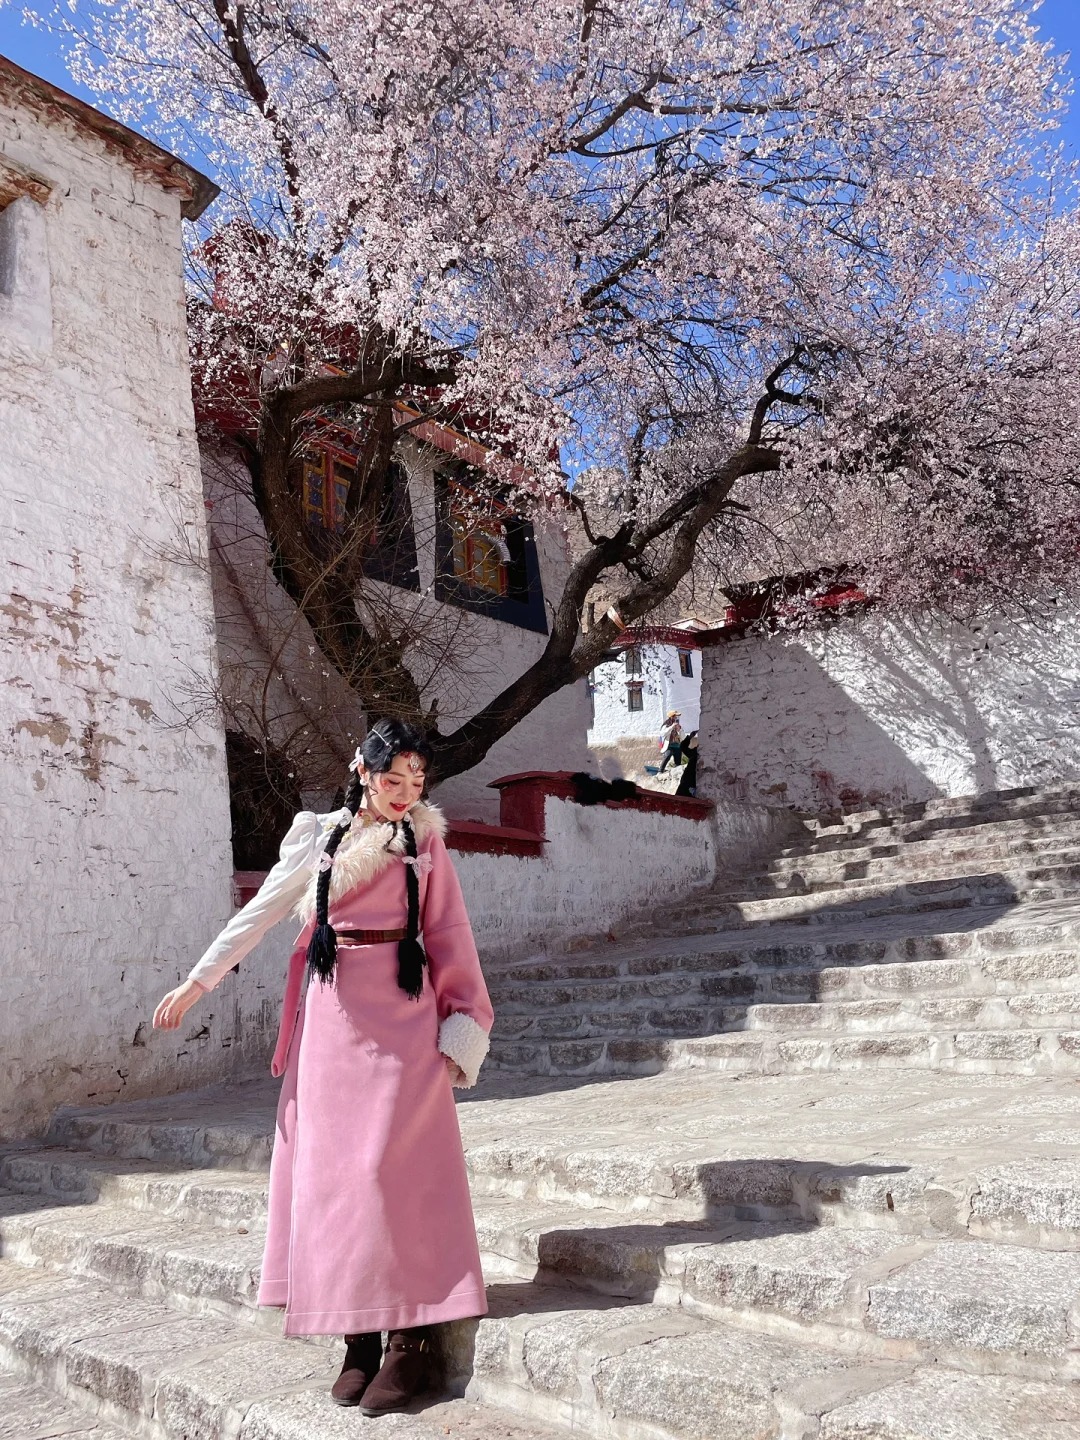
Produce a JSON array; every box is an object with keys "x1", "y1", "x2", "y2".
[{"x1": 65, "y1": 0, "x2": 1080, "y2": 780}]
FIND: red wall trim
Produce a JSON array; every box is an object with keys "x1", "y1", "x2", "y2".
[
  {"x1": 445, "y1": 819, "x2": 545, "y2": 858},
  {"x1": 490, "y1": 770, "x2": 713, "y2": 824}
]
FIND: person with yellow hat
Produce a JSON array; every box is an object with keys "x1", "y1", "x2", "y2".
[{"x1": 658, "y1": 710, "x2": 684, "y2": 772}]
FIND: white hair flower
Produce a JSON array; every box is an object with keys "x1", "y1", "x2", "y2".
[
  {"x1": 313, "y1": 851, "x2": 335, "y2": 874},
  {"x1": 347, "y1": 746, "x2": 364, "y2": 773},
  {"x1": 402, "y1": 853, "x2": 434, "y2": 877},
  {"x1": 336, "y1": 806, "x2": 354, "y2": 828}
]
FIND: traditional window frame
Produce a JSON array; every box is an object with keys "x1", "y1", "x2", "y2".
[
  {"x1": 301, "y1": 441, "x2": 420, "y2": 590},
  {"x1": 626, "y1": 682, "x2": 644, "y2": 712},
  {"x1": 677, "y1": 648, "x2": 694, "y2": 678},
  {"x1": 433, "y1": 465, "x2": 547, "y2": 633}
]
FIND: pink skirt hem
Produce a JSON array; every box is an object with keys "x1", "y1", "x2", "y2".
[{"x1": 272, "y1": 1283, "x2": 489, "y2": 1336}]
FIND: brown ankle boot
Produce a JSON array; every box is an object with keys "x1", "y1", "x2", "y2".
[
  {"x1": 359, "y1": 1327, "x2": 432, "y2": 1415},
  {"x1": 330, "y1": 1331, "x2": 382, "y2": 1407}
]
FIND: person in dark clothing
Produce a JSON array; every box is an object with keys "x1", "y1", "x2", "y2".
[{"x1": 676, "y1": 731, "x2": 699, "y2": 796}]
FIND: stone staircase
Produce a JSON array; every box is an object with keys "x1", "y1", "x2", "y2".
[
  {"x1": 1, "y1": 1066, "x2": 1079, "y2": 1439},
  {"x1": 485, "y1": 784, "x2": 1080, "y2": 1081},
  {"x1": 2, "y1": 783, "x2": 1080, "y2": 1439}
]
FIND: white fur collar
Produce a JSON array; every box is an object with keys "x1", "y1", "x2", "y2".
[{"x1": 295, "y1": 801, "x2": 446, "y2": 924}]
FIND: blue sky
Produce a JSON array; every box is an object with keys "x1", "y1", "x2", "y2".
[{"x1": 3, "y1": 2, "x2": 1080, "y2": 177}]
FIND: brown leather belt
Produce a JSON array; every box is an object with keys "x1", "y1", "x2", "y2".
[{"x1": 336, "y1": 927, "x2": 408, "y2": 946}]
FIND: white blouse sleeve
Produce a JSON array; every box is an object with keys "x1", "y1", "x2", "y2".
[{"x1": 186, "y1": 811, "x2": 322, "y2": 993}]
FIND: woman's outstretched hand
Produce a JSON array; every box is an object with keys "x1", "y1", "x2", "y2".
[{"x1": 153, "y1": 979, "x2": 206, "y2": 1031}]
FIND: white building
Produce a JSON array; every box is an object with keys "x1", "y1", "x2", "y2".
[
  {"x1": 0, "y1": 56, "x2": 270, "y2": 1137},
  {"x1": 587, "y1": 622, "x2": 707, "y2": 751}
]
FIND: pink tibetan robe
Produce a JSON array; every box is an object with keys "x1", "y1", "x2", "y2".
[{"x1": 186, "y1": 803, "x2": 493, "y2": 1336}]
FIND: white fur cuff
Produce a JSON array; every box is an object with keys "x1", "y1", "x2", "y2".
[{"x1": 438, "y1": 1012, "x2": 490, "y2": 1089}]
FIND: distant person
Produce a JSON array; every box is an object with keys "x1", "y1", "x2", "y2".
[
  {"x1": 658, "y1": 710, "x2": 684, "y2": 772},
  {"x1": 676, "y1": 731, "x2": 699, "y2": 796}
]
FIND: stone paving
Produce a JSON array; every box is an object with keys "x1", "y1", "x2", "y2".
[{"x1": 2, "y1": 785, "x2": 1080, "y2": 1438}]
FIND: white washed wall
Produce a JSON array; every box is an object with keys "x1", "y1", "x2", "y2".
[
  {"x1": 588, "y1": 643, "x2": 702, "y2": 747},
  {"x1": 454, "y1": 791, "x2": 799, "y2": 961},
  {"x1": 0, "y1": 93, "x2": 272, "y2": 1138},
  {"x1": 698, "y1": 605, "x2": 1080, "y2": 813}
]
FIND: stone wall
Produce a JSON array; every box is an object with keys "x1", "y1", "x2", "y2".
[
  {"x1": 698, "y1": 604, "x2": 1080, "y2": 812},
  {"x1": 0, "y1": 77, "x2": 268, "y2": 1139}
]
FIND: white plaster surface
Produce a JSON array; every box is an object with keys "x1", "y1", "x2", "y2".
[
  {"x1": 454, "y1": 790, "x2": 790, "y2": 960},
  {"x1": 0, "y1": 88, "x2": 270, "y2": 1139},
  {"x1": 698, "y1": 606, "x2": 1080, "y2": 811},
  {"x1": 588, "y1": 643, "x2": 701, "y2": 748}
]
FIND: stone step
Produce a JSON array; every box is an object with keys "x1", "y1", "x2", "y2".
[
  {"x1": 493, "y1": 990, "x2": 1080, "y2": 1043},
  {"x1": 469, "y1": 1306, "x2": 1080, "y2": 1440},
  {"x1": 790, "y1": 804, "x2": 1080, "y2": 857},
  {"x1": 0, "y1": 1261, "x2": 572, "y2": 1440},
  {"x1": 464, "y1": 1141, "x2": 1080, "y2": 1254},
  {"x1": 0, "y1": 1188, "x2": 269, "y2": 1327},
  {"x1": 0, "y1": 1367, "x2": 134, "y2": 1438},
  {"x1": 11, "y1": 1106, "x2": 1080, "y2": 1256},
  {"x1": 488, "y1": 1022, "x2": 1080, "y2": 1082},
  {"x1": 693, "y1": 863, "x2": 1080, "y2": 927},
  {"x1": 495, "y1": 913, "x2": 1080, "y2": 989},
  {"x1": 767, "y1": 837, "x2": 1080, "y2": 886},
  {"x1": 3, "y1": 1254, "x2": 1079, "y2": 1440},
  {"x1": 0, "y1": 1147, "x2": 270, "y2": 1232},
  {"x1": 492, "y1": 952, "x2": 1080, "y2": 1019},
  {"x1": 43, "y1": 1094, "x2": 275, "y2": 1173},
  {"x1": 799, "y1": 784, "x2": 1080, "y2": 835},
  {"x1": 474, "y1": 1195, "x2": 1080, "y2": 1378},
  {"x1": 730, "y1": 848, "x2": 1080, "y2": 901}
]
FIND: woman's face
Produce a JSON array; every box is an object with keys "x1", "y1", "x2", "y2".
[{"x1": 361, "y1": 751, "x2": 427, "y2": 821}]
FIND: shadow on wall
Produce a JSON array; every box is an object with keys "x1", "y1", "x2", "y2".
[
  {"x1": 700, "y1": 637, "x2": 948, "y2": 813},
  {"x1": 701, "y1": 607, "x2": 1080, "y2": 813}
]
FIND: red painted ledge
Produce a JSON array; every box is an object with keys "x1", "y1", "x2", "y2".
[
  {"x1": 490, "y1": 770, "x2": 713, "y2": 833},
  {"x1": 445, "y1": 818, "x2": 545, "y2": 858}
]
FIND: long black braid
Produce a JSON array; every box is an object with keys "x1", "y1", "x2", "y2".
[
  {"x1": 305, "y1": 770, "x2": 364, "y2": 985},
  {"x1": 397, "y1": 814, "x2": 427, "y2": 1000},
  {"x1": 305, "y1": 718, "x2": 434, "y2": 997}
]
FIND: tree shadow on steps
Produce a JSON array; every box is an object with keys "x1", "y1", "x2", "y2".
[{"x1": 439, "y1": 1155, "x2": 910, "y2": 1392}]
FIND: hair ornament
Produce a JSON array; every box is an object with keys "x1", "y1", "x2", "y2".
[
  {"x1": 336, "y1": 805, "x2": 354, "y2": 828},
  {"x1": 407, "y1": 752, "x2": 424, "y2": 775},
  {"x1": 314, "y1": 850, "x2": 335, "y2": 873},
  {"x1": 402, "y1": 852, "x2": 433, "y2": 877},
  {"x1": 347, "y1": 745, "x2": 364, "y2": 773}
]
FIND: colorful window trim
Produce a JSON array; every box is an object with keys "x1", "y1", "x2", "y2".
[
  {"x1": 433, "y1": 467, "x2": 547, "y2": 633},
  {"x1": 448, "y1": 507, "x2": 510, "y2": 597},
  {"x1": 303, "y1": 449, "x2": 353, "y2": 533}
]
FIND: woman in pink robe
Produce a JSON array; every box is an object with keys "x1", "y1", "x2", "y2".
[{"x1": 152, "y1": 719, "x2": 493, "y2": 1415}]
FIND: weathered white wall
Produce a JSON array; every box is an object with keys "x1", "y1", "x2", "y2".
[
  {"x1": 454, "y1": 791, "x2": 800, "y2": 961},
  {"x1": 588, "y1": 643, "x2": 702, "y2": 747},
  {"x1": 0, "y1": 88, "x2": 273, "y2": 1138},
  {"x1": 698, "y1": 605, "x2": 1080, "y2": 813}
]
